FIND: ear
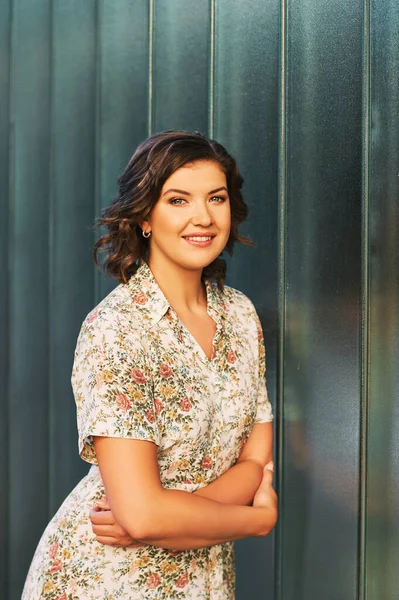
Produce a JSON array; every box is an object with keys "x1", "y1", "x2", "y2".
[{"x1": 139, "y1": 220, "x2": 151, "y2": 234}]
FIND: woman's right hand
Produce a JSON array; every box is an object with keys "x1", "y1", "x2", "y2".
[
  {"x1": 90, "y1": 497, "x2": 146, "y2": 548},
  {"x1": 253, "y1": 461, "x2": 278, "y2": 512}
]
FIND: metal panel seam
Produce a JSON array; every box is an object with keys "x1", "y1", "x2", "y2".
[
  {"x1": 148, "y1": 0, "x2": 154, "y2": 136},
  {"x1": 5, "y1": 1, "x2": 14, "y2": 596},
  {"x1": 359, "y1": 0, "x2": 371, "y2": 598},
  {"x1": 208, "y1": 0, "x2": 215, "y2": 138},
  {"x1": 276, "y1": 0, "x2": 287, "y2": 598},
  {"x1": 94, "y1": 0, "x2": 102, "y2": 304},
  {"x1": 48, "y1": 0, "x2": 55, "y2": 518}
]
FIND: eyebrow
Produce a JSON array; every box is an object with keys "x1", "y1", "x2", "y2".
[{"x1": 162, "y1": 186, "x2": 228, "y2": 197}]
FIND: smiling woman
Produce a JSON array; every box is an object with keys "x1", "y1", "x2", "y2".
[
  {"x1": 142, "y1": 161, "x2": 231, "y2": 276},
  {"x1": 22, "y1": 131, "x2": 277, "y2": 600},
  {"x1": 93, "y1": 130, "x2": 253, "y2": 289}
]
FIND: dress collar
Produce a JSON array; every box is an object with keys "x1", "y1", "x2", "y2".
[{"x1": 126, "y1": 261, "x2": 225, "y2": 330}]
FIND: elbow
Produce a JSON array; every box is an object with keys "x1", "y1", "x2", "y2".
[
  {"x1": 102, "y1": 499, "x2": 149, "y2": 542},
  {"x1": 127, "y1": 521, "x2": 152, "y2": 543},
  {"x1": 123, "y1": 500, "x2": 165, "y2": 543},
  {"x1": 258, "y1": 506, "x2": 278, "y2": 537},
  {"x1": 125, "y1": 513, "x2": 160, "y2": 543}
]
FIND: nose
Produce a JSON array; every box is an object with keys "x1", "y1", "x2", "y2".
[{"x1": 192, "y1": 200, "x2": 213, "y2": 227}]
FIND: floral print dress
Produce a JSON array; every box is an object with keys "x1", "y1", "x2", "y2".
[{"x1": 22, "y1": 262, "x2": 273, "y2": 600}]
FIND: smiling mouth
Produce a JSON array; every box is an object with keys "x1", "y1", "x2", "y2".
[{"x1": 183, "y1": 235, "x2": 215, "y2": 242}]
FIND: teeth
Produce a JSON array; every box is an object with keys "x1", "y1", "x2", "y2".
[{"x1": 185, "y1": 236, "x2": 212, "y2": 241}]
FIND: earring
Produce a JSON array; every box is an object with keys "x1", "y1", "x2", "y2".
[{"x1": 142, "y1": 230, "x2": 151, "y2": 238}]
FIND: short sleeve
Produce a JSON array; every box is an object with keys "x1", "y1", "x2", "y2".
[
  {"x1": 71, "y1": 311, "x2": 160, "y2": 465},
  {"x1": 253, "y1": 311, "x2": 274, "y2": 424}
]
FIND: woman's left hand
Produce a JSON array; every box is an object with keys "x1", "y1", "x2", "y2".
[{"x1": 89, "y1": 497, "x2": 146, "y2": 548}]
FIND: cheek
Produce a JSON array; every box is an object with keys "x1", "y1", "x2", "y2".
[
  {"x1": 219, "y1": 206, "x2": 232, "y2": 233},
  {"x1": 151, "y1": 208, "x2": 185, "y2": 235}
]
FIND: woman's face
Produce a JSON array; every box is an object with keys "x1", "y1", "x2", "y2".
[{"x1": 143, "y1": 160, "x2": 231, "y2": 272}]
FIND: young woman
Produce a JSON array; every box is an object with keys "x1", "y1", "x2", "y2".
[{"x1": 22, "y1": 131, "x2": 277, "y2": 599}]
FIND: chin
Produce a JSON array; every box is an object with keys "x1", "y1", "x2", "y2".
[
  {"x1": 159, "y1": 244, "x2": 227, "y2": 272},
  {"x1": 177, "y1": 254, "x2": 220, "y2": 272}
]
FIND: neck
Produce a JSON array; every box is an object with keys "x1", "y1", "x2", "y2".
[{"x1": 146, "y1": 254, "x2": 206, "y2": 313}]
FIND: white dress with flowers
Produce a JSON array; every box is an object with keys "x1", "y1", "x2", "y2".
[{"x1": 22, "y1": 262, "x2": 273, "y2": 600}]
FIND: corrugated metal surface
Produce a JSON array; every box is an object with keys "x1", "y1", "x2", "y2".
[
  {"x1": 0, "y1": 1, "x2": 398, "y2": 598},
  {"x1": 280, "y1": 1, "x2": 363, "y2": 598},
  {"x1": 366, "y1": 1, "x2": 399, "y2": 598}
]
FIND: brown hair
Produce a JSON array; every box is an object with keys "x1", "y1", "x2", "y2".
[{"x1": 93, "y1": 130, "x2": 253, "y2": 289}]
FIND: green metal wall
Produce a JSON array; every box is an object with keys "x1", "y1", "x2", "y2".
[{"x1": 1, "y1": 1, "x2": 398, "y2": 598}]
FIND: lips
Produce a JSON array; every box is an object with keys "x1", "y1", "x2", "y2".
[
  {"x1": 182, "y1": 234, "x2": 216, "y2": 241},
  {"x1": 183, "y1": 236, "x2": 214, "y2": 241},
  {"x1": 182, "y1": 234, "x2": 216, "y2": 248}
]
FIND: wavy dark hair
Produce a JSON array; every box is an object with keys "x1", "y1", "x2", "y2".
[{"x1": 93, "y1": 130, "x2": 253, "y2": 289}]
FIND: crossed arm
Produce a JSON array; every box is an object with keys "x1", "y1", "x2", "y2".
[
  {"x1": 90, "y1": 422, "x2": 277, "y2": 550},
  {"x1": 194, "y1": 421, "x2": 273, "y2": 505}
]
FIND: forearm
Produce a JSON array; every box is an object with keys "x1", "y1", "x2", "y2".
[
  {"x1": 193, "y1": 459, "x2": 263, "y2": 506},
  {"x1": 122, "y1": 489, "x2": 276, "y2": 550}
]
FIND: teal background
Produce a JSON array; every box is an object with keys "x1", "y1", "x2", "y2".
[{"x1": 1, "y1": 1, "x2": 398, "y2": 598}]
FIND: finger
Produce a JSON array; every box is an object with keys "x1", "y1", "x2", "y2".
[
  {"x1": 262, "y1": 469, "x2": 274, "y2": 485},
  {"x1": 92, "y1": 524, "x2": 130, "y2": 540},
  {"x1": 92, "y1": 524, "x2": 122, "y2": 537},
  {"x1": 89, "y1": 508, "x2": 115, "y2": 526},
  {"x1": 92, "y1": 502, "x2": 113, "y2": 515},
  {"x1": 96, "y1": 497, "x2": 111, "y2": 510},
  {"x1": 95, "y1": 535, "x2": 118, "y2": 547},
  {"x1": 95, "y1": 534, "x2": 138, "y2": 548}
]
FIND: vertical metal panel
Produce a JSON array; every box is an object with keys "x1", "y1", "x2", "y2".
[
  {"x1": 0, "y1": 2, "x2": 11, "y2": 598},
  {"x1": 49, "y1": 0, "x2": 97, "y2": 514},
  {"x1": 366, "y1": 1, "x2": 399, "y2": 598},
  {"x1": 214, "y1": 1, "x2": 280, "y2": 597},
  {"x1": 282, "y1": 1, "x2": 363, "y2": 599},
  {"x1": 9, "y1": 1, "x2": 52, "y2": 597},
  {"x1": 97, "y1": 0, "x2": 150, "y2": 301},
  {"x1": 152, "y1": 0, "x2": 211, "y2": 134}
]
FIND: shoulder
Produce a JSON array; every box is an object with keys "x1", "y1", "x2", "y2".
[
  {"x1": 220, "y1": 284, "x2": 258, "y2": 320},
  {"x1": 219, "y1": 284, "x2": 265, "y2": 343},
  {"x1": 220, "y1": 286, "x2": 265, "y2": 354},
  {"x1": 76, "y1": 282, "x2": 145, "y2": 349}
]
